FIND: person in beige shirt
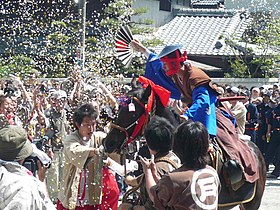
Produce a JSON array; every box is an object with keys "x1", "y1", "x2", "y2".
[
  {"x1": 227, "y1": 86, "x2": 247, "y2": 136},
  {"x1": 57, "y1": 103, "x2": 119, "y2": 210}
]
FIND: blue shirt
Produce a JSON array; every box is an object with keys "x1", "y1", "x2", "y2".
[
  {"x1": 144, "y1": 53, "x2": 181, "y2": 100},
  {"x1": 183, "y1": 85, "x2": 217, "y2": 136}
]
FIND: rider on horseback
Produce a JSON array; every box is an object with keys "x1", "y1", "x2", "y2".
[
  {"x1": 156, "y1": 45, "x2": 247, "y2": 186},
  {"x1": 132, "y1": 40, "x2": 249, "y2": 186},
  {"x1": 132, "y1": 40, "x2": 217, "y2": 137},
  {"x1": 157, "y1": 45, "x2": 218, "y2": 137}
]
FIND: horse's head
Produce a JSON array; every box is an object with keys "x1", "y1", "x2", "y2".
[{"x1": 103, "y1": 85, "x2": 152, "y2": 153}]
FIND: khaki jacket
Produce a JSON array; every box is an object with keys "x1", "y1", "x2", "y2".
[{"x1": 57, "y1": 131, "x2": 105, "y2": 209}]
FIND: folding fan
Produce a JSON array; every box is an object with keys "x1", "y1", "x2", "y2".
[{"x1": 115, "y1": 26, "x2": 134, "y2": 67}]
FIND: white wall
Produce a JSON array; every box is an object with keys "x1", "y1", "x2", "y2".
[
  {"x1": 212, "y1": 77, "x2": 279, "y2": 89},
  {"x1": 131, "y1": 0, "x2": 174, "y2": 27}
]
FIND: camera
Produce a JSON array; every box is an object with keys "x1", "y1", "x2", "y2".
[
  {"x1": 23, "y1": 136, "x2": 52, "y2": 176},
  {"x1": 23, "y1": 156, "x2": 40, "y2": 176},
  {"x1": 33, "y1": 135, "x2": 52, "y2": 153}
]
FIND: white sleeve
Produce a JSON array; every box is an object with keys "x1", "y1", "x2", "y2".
[{"x1": 144, "y1": 49, "x2": 152, "y2": 59}]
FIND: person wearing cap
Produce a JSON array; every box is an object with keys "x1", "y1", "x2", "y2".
[
  {"x1": 44, "y1": 89, "x2": 71, "y2": 203},
  {"x1": 155, "y1": 44, "x2": 219, "y2": 137},
  {"x1": 0, "y1": 125, "x2": 55, "y2": 209},
  {"x1": 250, "y1": 87, "x2": 260, "y2": 101},
  {"x1": 131, "y1": 40, "x2": 181, "y2": 101},
  {"x1": 227, "y1": 86, "x2": 247, "y2": 136}
]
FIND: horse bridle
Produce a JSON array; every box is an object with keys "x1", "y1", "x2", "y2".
[{"x1": 110, "y1": 96, "x2": 148, "y2": 151}]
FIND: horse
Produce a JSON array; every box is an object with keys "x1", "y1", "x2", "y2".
[{"x1": 103, "y1": 78, "x2": 266, "y2": 210}]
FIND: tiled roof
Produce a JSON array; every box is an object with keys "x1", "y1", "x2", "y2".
[{"x1": 154, "y1": 8, "x2": 252, "y2": 56}]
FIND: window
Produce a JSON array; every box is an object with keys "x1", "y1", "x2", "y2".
[{"x1": 159, "y1": 0, "x2": 171, "y2": 11}]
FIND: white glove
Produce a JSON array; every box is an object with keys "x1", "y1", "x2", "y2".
[{"x1": 96, "y1": 145, "x2": 104, "y2": 155}]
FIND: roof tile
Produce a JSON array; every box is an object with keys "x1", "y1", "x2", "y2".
[{"x1": 155, "y1": 9, "x2": 252, "y2": 56}]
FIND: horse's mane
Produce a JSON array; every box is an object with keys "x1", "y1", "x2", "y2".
[{"x1": 168, "y1": 105, "x2": 183, "y2": 125}]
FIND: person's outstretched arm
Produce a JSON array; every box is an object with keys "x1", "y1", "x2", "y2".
[{"x1": 131, "y1": 40, "x2": 151, "y2": 58}]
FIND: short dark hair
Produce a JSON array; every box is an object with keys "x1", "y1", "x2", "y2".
[
  {"x1": 173, "y1": 121, "x2": 209, "y2": 169},
  {"x1": 144, "y1": 116, "x2": 174, "y2": 155},
  {"x1": 73, "y1": 103, "x2": 99, "y2": 129}
]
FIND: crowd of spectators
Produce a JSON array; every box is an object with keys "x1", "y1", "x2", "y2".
[
  {"x1": 0, "y1": 72, "x2": 280, "y2": 209},
  {"x1": 212, "y1": 82, "x2": 280, "y2": 179},
  {"x1": 0, "y1": 74, "x2": 130, "y2": 209}
]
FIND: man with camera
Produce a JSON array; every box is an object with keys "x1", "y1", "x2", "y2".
[
  {"x1": 0, "y1": 125, "x2": 55, "y2": 209},
  {"x1": 44, "y1": 89, "x2": 71, "y2": 203}
]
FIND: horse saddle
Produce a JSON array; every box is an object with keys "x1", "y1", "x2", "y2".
[
  {"x1": 218, "y1": 173, "x2": 256, "y2": 207},
  {"x1": 209, "y1": 138, "x2": 244, "y2": 188},
  {"x1": 209, "y1": 140, "x2": 256, "y2": 206}
]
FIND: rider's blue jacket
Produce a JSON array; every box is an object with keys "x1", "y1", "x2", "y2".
[
  {"x1": 144, "y1": 53, "x2": 181, "y2": 100},
  {"x1": 183, "y1": 85, "x2": 217, "y2": 136}
]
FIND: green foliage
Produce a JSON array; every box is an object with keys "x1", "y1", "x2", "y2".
[
  {"x1": 225, "y1": 12, "x2": 280, "y2": 78},
  {"x1": 85, "y1": 0, "x2": 162, "y2": 78},
  {"x1": 0, "y1": 1, "x2": 79, "y2": 78},
  {"x1": 133, "y1": 7, "x2": 149, "y2": 16},
  {"x1": 224, "y1": 59, "x2": 249, "y2": 78},
  {"x1": 0, "y1": 55, "x2": 38, "y2": 78}
]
